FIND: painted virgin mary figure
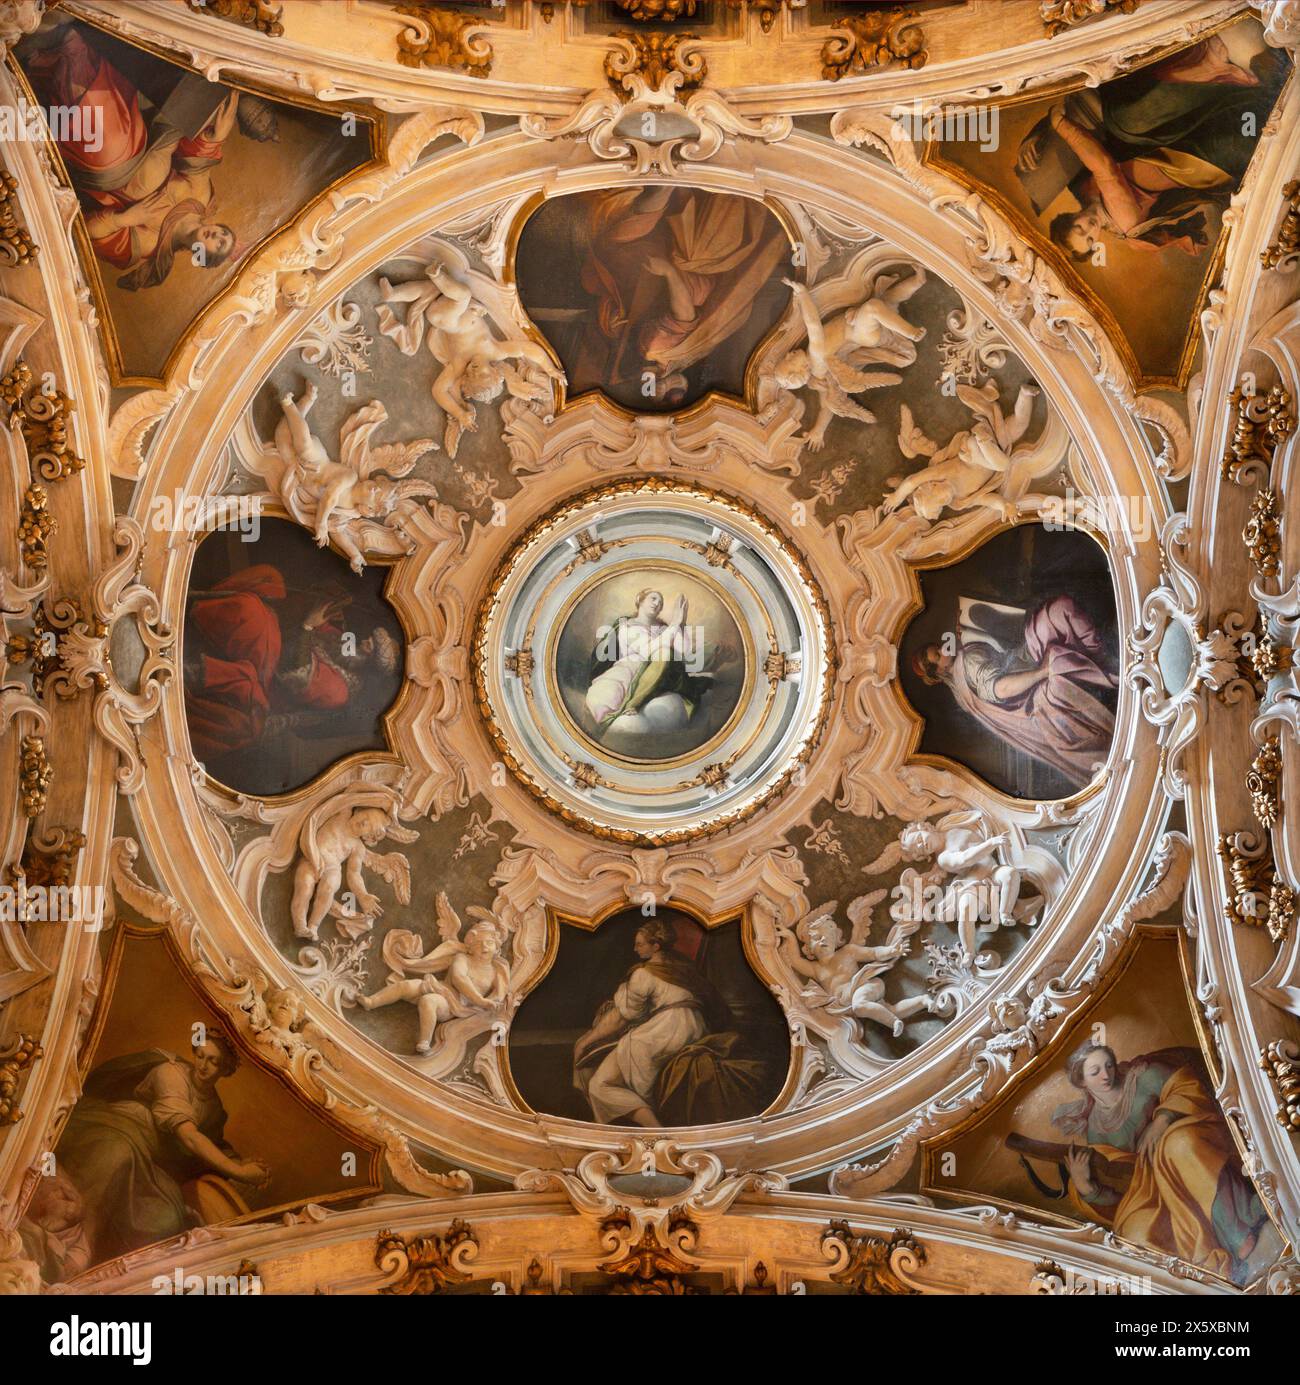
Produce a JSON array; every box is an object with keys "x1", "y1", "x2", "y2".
[
  {"x1": 911, "y1": 593, "x2": 1117, "y2": 790},
  {"x1": 1015, "y1": 33, "x2": 1286, "y2": 262},
  {"x1": 585, "y1": 588, "x2": 714, "y2": 739},
  {"x1": 54, "y1": 1032, "x2": 269, "y2": 1263},
  {"x1": 1016, "y1": 1042, "x2": 1272, "y2": 1286},
  {"x1": 22, "y1": 21, "x2": 244, "y2": 288}
]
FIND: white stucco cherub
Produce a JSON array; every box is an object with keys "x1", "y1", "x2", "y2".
[
  {"x1": 881, "y1": 380, "x2": 1063, "y2": 525},
  {"x1": 290, "y1": 790, "x2": 419, "y2": 942},
  {"x1": 779, "y1": 891, "x2": 941, "y2": 1037},
  {"x1": 762, "y1": 268, "x2": 927, "y2": 450},
  {"x1": 270, "y1": 383, "x2": 440, "y2": 572},
  {"x1": 896, "y1": 813, "x2": 1041, "y2": 964},
  {"x1": 377, "y1": 258, "x2": 565, "y2": 458},
  {"x1": 358, "y1": 890, "x2": 510, "y2": 1054}
]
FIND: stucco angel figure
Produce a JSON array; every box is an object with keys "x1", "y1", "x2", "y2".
[
  {"x1": 881, "y1": 380, "x2": 1064, "y2": 525},
  {"x1": 290, "y1": 789, "x2": 419, "y2": 942},
  {"x1": 761, "y1": 269, "x2": 927, "y2": 450},
  {"x1": 778, "y1": 891, "x2": 941, "y2": 1037},
  {"x1": 358, "y1": 891, "x2": 511, "y2": 1054},
  {"x1": 376, "y1": 257, "x2": 565, "y2": 458},
  {"x1": 261, "y1": 384, "x2": 439, "y2": 573},
  {"x1": 884, "y1": 811, "x2": 1043, "y2": 966}
]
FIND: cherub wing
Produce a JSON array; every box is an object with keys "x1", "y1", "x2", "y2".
[
  {"x1": 337, "y1": 401, "x2": 390, "y2": 477},
  {"x1": 897, "y1": 403, "x2": 938, "y2": 460},
  {"x1": 860, "y1": 839, "x2": 905, "y2": 877},
  {"x1": 846, "y1": 887, "x2": 889, "y2": 946},
  {"x1": 361, "y1": 439, "x2": 438, "y2": 480},
  {"x1": 364, "y1": 850, "x2": 411, "y2": 906},
  {"x1": 434, "y1": 889, "x2": 463, "y2": 944},
  {"x1": 827, "y1": 357, "x2": 903, "y2": 396},
  {"x1": 814, "y1": 368, "x2": 880, "y2": 426}
]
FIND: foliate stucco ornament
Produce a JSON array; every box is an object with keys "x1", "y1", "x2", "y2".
[
  {"x1": 0, "y1": 360, "x2": 84, "y2": 483},
  {"x1": 43, "y1": 517, "x2": 173, "y2": 794},
  {"x1": 516, "y1": 1138, "x2": 787, "y2": 1241},
  {"x1": 0, "y1": 171, "x2": 36, "y2": 268},
  {"x1": 1261, "y1": 179, "x2": 1300, "y2": 272},
  {"x1": 519, "y1": 59, "x2": 792, "y2": 177},
  {"x1": 1217, "y1": 830, "x2": 1294, "y2": 943},
  {"x1": 1040, "y1": 0, "x2": 1140, "y2": 38},
  {"x1": 1220, "y1": 384, "x2": 1294, "y2": 486},
  {"x1": 394, "y1": 6, "x2": 492, "y2": 78},
  {"x1": 820, "y1": 1221, "x2": 927, "y2": 1294},
  {"x1": 375, "y1": 1219, "x2": 479, "y2": 1294},
  {"x1": 821, "y1": 10, "x2": 928, "y2": 81},
  {"x1": 1261, "y1": 1038, "x2": 1300, "y2": 1133},
  {"x1": 185, "y1": 0, "x2": 283, "y2": 36},
  {"x1": 0, "y1": 0, "x2": 41, "y2": 55},
  {"x1": 1129, "y1": 513, "x2": 1254, "y2": 799}
]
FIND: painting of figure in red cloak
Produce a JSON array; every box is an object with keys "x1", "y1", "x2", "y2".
[
  {"x1": 14, "y1": 14, "x2": 376, "y2": 382},
  {"x1": 514, "y1": 188, "x2": 793, "y2": 412},
  {"x1": 900, "y1": 525, "x2": 1119, "y2": 801},
  {"x1": 183, "y1": 521, "x2": 403, "y2": 796}
]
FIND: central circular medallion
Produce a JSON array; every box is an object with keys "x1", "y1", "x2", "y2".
[{"x1": 474, "y1": 481, "x2": 834, "y2": 844}]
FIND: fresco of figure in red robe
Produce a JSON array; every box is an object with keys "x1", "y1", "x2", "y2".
[
  {"x1": 515, "y1": 188, "x2": 793, "y2": 412},
  {"x1": 183, "y1": 521, "x2": 403, "y2": 797},
  {"x1": 14, "y1": 14, "x2": 375, "y2": 381}
]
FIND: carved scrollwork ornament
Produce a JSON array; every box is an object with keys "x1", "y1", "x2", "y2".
[
  {"x1": 185, "y1": 0, "x2": 284, "y2": 34},
  {"x1": 1249, "y1": 737, "x2": 1283, "y2": 830},
  {"x1": 1244, "y1": 488, "x2": 1284, "y2": 580},
  {"x1": 1217, "y1": 830, "x2": 1295, "y2": 943},
  {"x1": 0, "y1": 361, "x2": 85, "y2": 484},
  {"x1": 375, "y1": 1220, "x2": 479, "y2": 1294},
  {"x1": 18, "y1": 731, "x2": 50, "y2": 817},
  {"x1": 1220, "y1": 385, "x2": 1294, "y2": 487},
  {"x1": 0, "y1": 171, "x2": 37, "y2": 267},
  {"x1": 1041, "y1": 0, "x2": 1141, "y2": 38},
  {"x1": 821, "y1": 9, "x2": 928, "y2": 80},
  {"x1": 1262, "y1": 180, "x2": 1300, "y2": 272},
  {"x1": 395, "y1": 6, "x2": 493, "y2": 78},
  {"x1": 821, "y1": 1221, "x2": 927, "y2": 1294},
  {"x1": 0, "y1": 1034, "x2": 41, "y2": 1125},
  {"x1": 1261, "y1": 1039, "x2": 1300, "y2": 1133}
]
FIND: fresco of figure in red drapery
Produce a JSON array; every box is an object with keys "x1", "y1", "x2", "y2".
[
  {"x1": 568, "y1": 188, "x2": 788, "y2": 406},
  {"x1": 185, "y1": 564, "x2": 399, "y2": 767},
  {"x1": 23, "y1": 23, "x2": 238, "y2": 288}
]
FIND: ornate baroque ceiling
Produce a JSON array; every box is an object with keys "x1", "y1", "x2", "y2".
[{"x1": 1, "y1": 0, "x2": 1299, "y2": 1305}]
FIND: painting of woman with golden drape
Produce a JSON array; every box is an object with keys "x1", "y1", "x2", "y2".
[
  {"x1": 1011, "y1": 1042, "x2": 1273, "y2": 1285},
  {"x1": 515, "y1": 188, "x2": 791, "y2": 411}
]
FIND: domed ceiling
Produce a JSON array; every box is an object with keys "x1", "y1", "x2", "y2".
[{"x1": 1, "y1": 0, "x2": 1300, "y2": 1313}]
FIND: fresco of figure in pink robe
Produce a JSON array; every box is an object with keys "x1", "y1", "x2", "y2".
[
  {"x1": 15, "y1": 15, "x2": 375, "y2": 381},
  {"x1": 515, "y1": 188, "x2": 794, "y2": 412},
  {"x1": 900, "y1": 525, "x2": 1119, "y2": 801}
]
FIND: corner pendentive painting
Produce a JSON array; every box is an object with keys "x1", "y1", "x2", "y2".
[
  {"x1": 13, "y1": 13, "x2": 377, "y2": 382},
  {"x1": 933, "y1": 16, "x2": 1291, "y2": 383},
  {"x1": 183, "y1": 520, "x2": 403, "y2": 798},
  {"x1": 514, "y1": 188, "x2": 794, "y2": 412},
  {"x1": 900, "y1": 525, "x2": 1120, "y2": 802},
  {"x1": 925, "y1": 937, "x2": 1284, "y2": 1288},
  {"x1": 507, "y1": 907, "x2": 791, "y2": 1128}
]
